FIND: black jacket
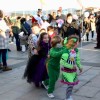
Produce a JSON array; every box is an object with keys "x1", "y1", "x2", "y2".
[{"x1": 60, "y1": 20, "x2": 80, "y2": 38}]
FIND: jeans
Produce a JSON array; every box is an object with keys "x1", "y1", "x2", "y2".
[
  {"x1": 14, "y1": 34, "x2": 21, "y2": 50},
  {"x1": 0, "y1": 49, "x2": 7, "y2": 66}
]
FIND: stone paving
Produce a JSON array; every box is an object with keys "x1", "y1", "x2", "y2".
[{"x1": 0, "y1": 41, "x2": 100, "y2": 100}]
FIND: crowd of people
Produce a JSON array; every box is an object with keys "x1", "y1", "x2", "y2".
[{"x1": 0, "y1": 8, "x2": 100, "y2": 100}]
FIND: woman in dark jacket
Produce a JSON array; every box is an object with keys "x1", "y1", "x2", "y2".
[
  {"x1": 60, "y1": 13, "x2": 80, "y2": 41},
  {"x1": 94, "y1": 15, "x2": 100, "y2": 49}
]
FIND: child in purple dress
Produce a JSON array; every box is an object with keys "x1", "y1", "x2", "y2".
[{"x1": 24, "y1": 32, "x2": 50, "y2": 87}]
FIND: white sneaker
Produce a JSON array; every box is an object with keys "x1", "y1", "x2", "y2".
[
  {"x1": 47, "y1": 93, "x2": 55, "y2": 98},
  {"x1": 67, "y1": 96, "x2": 73, "y2": 100},
  {"x1": 42, "y1": 81, "x2": 48, "y2": 90}
]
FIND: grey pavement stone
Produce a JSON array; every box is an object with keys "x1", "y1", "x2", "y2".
[
  {"x1": 94, "y1": 92, "x2": 100, "y2": 100},
  {"x1": 55, "y1": 80, "x2": 62, "y2": 89},
  {"x1": 83, "y1": 68, "x2": 100, "y2": 75},
  {"x1": 17, "y1": 89, "x2": 47, "y2": 100},
  {"x1": 54, "y1": 87, "x2": 66, "y2": 100},
  {"x1": 91, "y1": 99, "x2": 100, "y2": 100},
  {"x1": 75, "y1": 86, "x2": 100, "y2": 98},
  {"x1": 82, "y1": 66, "x2": 92, "y2": 72},
  {"x1": 73, "y1": 95, "x2": 91, "y2": 100},
  {"x1": 0, "y1": 42, "x2": 100, "y2": 100},
  {"x1": 74, "y1": 81, "x2": 87, "y2": 91},
  {"x1": 86, "y1": 75, "x2": 100, "y2": 88},
  {"x1": 79, "y1": 68, "x2": 100, "y2": 82},
  {"x1": 7, "y1": 59, "x2": 25, "y2": 66},
  {"x1": 78, "y1": 74, "x2": 96, "y2": 82},
  {"x1": 92, "y1": 67, "x2": 100, "y2": 70},
  {"x1": 0, "y1": 79, "x2": 26, "y2": 95},
  {"x1": 0, "y1": 90, "x2": 25, "y2": 100},
  {"x1": 82, "y1": 62, "x2": 100, "y2": 67}
]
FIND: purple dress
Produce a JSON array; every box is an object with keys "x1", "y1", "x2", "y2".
[{"x1": 32, "y1": 41, "x2": 50, "y2": 86}]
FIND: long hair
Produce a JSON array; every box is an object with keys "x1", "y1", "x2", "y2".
[
  {"x1": 48, "y1": 14, "x2": 53, "y2": 23},
  {"x1": 37, "y1": 32, "x2": 49, "y2": 51}
]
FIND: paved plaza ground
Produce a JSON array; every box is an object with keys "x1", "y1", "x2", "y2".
[{"x1": 0, "y1": 40, "x2": 100, "y2": 100}]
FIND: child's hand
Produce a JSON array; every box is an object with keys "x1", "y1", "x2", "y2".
[
  {"x1": 34, "y1": 49, "x2": 38, "y2": 55},
  {"x1": 47, "y1": 55, "x2": 50, "y2": 58},
  {"x1": 73, "y1": 66, "x2": 76, "y2": 69},
  {"x1": 79, "y1": 68, "x2": 83, "y2": 73}
]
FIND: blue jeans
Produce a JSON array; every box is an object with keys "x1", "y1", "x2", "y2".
[
  {"x1": 0, "y1": 49, "x2": 7, "y2": 66},
  {"x1": 14, "y1": 34, "x2": 21, "y2": 50}
]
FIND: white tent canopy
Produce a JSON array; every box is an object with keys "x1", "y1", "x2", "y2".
[
  {"x1": 0, "y1": 0, "x2": 41, "y2": 12},
  {"x1": 0, "y1": 0, "x2": 81, "y2": 12},
  {"x1": 80, "y1": 0, "x2": 100, "y2": 8},
  {"x1": 0, "y1": 0, "x2": 100, "y2": 12}
]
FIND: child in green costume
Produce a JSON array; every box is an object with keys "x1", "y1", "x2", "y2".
[
  {"x1": 60, "y1": 35, "x2": 83, "y2": 100},
  {"x1": 42, "y1": 35, "x2": 66, "y2": 98}
]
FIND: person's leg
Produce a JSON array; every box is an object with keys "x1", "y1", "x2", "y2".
[
  {"x1": 0, "y1": 50, "x2": 2, "y2": 69},
  {"x1": 82, "y1": 32, "x2": 86, "y2": 41},
  {"x1": 97, "y1": 33, "x2": 100, "y2": 47},
  {"x1": 11, "y1": 36, "x2": 14, "y2": 42},
  {"x1": 47, "y1": 67, "x2": 59, "y2": 94},
  {"x1": 2, "y1": 49, "x2": 7, "y2": 66},
  {"x1": 66, "y1": 85, "x2": 74, "y2": 99},
  {"x1": 2, "y1": 49, "x2": 12, "y2": 71},
  {"x1": 91, "y1": 31, "x2": 94, "y2": 39},
  {"x1": 14, "y1": 34, "x2": 21, "y2": 51},
  {"x1": 86, "y1": 33, "x2": 89, "y2": 41},
  {"x1": 95, "y1": 32, "x2": 100, "y2": 48}
]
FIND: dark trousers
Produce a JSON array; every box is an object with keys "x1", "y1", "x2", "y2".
[
  {"x1": 91, "y1": 31, "x2": 94, "y2": 38},
  {"x1": 14, "y1": 34, "x2": 21, "y2": 50},
  {"x1": 86, "y1": 33, "x2": 89, "y2": 41},
  {"x1": 0, "y1": 49, "x2": 7, "y2": 66},
  {"x1": 97, "y1": 32, "x2": 100, "y2": 47},
  {"x1": 44, "y1": 66, "x2": 60, "y2": 94}
]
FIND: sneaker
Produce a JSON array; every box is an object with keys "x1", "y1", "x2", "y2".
[
  {"x1": 42, "y1": 81, "x2": 48, "y2": 90},
  {"x1": 2, "y1": 66, "x2": 12, "y2": 71},
  {"x1": 66, "y1": 96, "x2": 73, "y2": 100},
  {"x1": 47, "y1": 93, "x2": 55, "y2": 98},
  {"x1": 94, "y1": 47, "x2": 100, "y2": 49}
]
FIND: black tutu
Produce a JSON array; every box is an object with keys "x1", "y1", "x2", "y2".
[{"x1": 23, "y1": 55, "x2": 41, "y2": 83}]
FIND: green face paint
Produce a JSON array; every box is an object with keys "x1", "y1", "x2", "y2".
[
  {"x1": 64, "y1": 37, "x2": 68, "y2": 45},
  {"x1": 73, "y1": 38, "x2": 78, "y2": 43}
]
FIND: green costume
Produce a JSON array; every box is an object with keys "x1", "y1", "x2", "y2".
[
  {"x1": 44, "y1": 46, "x2": 66, "y2": 94},
  {"x1": 60, "y1": 48, "x2": 82, "y2": 85}
]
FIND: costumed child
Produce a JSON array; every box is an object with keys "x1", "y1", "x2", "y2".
[
  {"x1": 28, "y1": 23, "x2": 40, "y2": 58},
  {"x1": 23, "y1": 32, "x2": 50, "y2": 87},
  {"x1": 60, "y1": 35, "x2": 83, "y2": 100},
  {"x1": 42, "y1": 35, "x2": 66, "y2": 98}
]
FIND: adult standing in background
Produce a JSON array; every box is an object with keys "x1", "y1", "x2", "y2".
[
  {"x1": 89, "y1": 14, "x2": 96, "y2": 40},
  {"x1": 56, "y1": 10, "x2": 66, "y2": 34},
  {"x1": 94, "y1": 15, "x2": 100, "y2": 49},
  {"x1": 60, "y1": 13, "x2": 80, "y2": 40},
  {"x1": 0, "y1": 10, "x2": 12, "y2": 71},
  {"x1": 34, "y1": 9, "x2": 43, "y2": 28}
]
